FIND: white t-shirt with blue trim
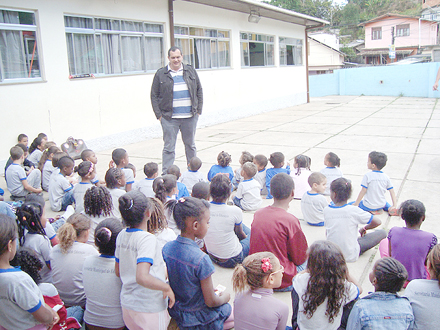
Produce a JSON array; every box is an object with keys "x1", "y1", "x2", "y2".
[
  {"x1": 361, "y1": 170, "x2": 393, "y2": 210},
  {"x1": 5, "y1": 163, "x2": 27, "y2": 197},
  {"x1": 301, "y1": 191, "x2": 328, "y2": 225}
]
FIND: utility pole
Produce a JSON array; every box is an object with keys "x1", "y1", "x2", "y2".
[{"x1": 389, "y1": 27, "x2": 396, "y2": 63}]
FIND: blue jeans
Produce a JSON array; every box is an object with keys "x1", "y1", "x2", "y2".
[
  {"x1": 209, "y1": 224, "x2": 251, "y2": 268},
  {"x1": 0, "y1": 201, "x2": 15, "y2": 219},
  {"x1": 61, "y1": 190, "x2": 75, "y2": 211},
  {"x1": 232, "y1": 196, "x2": 243, "y2": 210},
  {"x1": 274, "y1": 261, "x2": 308, "y2": 292}
]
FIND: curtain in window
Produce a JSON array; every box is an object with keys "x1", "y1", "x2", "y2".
[
  {"x1": 241, "y1": 42, "x2": 249, "y2": 67},
  {"x1": 121, "y1": 35, "x2": 142, "y2": 72},
  {"x1": 66, "y1": 33, "x2": 96, "y2": 75},
  {"x1": 175, "y1": 38, "x2": 191, "y2": 65},
  {"x1": 145, "y1": 37, "x2": 163, "y2": 71},
  {"x1": 64, "y1": 16, "x2": 92, "y2": 29},
  {"x1": 0, "y1": 11, "x2": 26, "y2": 79},
  {"x1": 265, "y1": 44, "x2": 274, "y2": 66},
  {"x1": 218, "y1": 41, "x2": 229, "y2": 68},
  {"x1": 100, "y1": 33, "x2": 121, "y2": 74},
  {"x1": 194, "y1": 38, "x2": 210, "y2": 69}
]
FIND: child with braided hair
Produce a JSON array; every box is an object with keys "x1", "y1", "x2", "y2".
[
  {"x1": 232, "y1": 252, "x2": 289, "y2": 330},
  {"x1": 148, "y1": 197, "x2": 176, "y2": 251},
  {"x1": 347, "y1": 257, "x2": 414, "y2": 330},
  {"x1": 72, "y1": 161, "x2": 96, "y2": 214}
]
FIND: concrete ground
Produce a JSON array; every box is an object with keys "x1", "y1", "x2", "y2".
[{"x1": 2, "y1": 95, "x2": 439, "y2": 324}]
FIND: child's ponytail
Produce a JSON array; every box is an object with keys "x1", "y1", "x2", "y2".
[
  {"x1": 58, "y1": 214, "x2": 91, "y2": 253},
  {"x1": 38, "y1": 145, "x2": 59, "y2": 172},
  {"x1": 330, "y1": 177, "x2": 352, "y2": 204},
  {"x1": 119, "y1": 191, "x2": 151, "y2": 228},
  {"x1": 326, "y1": 152, "x2": 340, "y2": 167},
  {"x1": 232, "y1": 264, "x2": 248, "y2": 293},
  {"x1": 153, "y1": 175, "x2": 176, "y2": 204},
  {"x1": 16, "y1": 202, "x2": 46, "y2": 246},
  {"x1": 84, "y1": 186, "x2": 113, "y2": 218},
  {"x1": 148, "y1": 198, "x2": 167, "y2": 234}
]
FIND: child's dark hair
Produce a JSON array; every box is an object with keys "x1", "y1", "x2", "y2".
[
  {"x1": 192, "y1": 182, "x2": 210, "y2": 200},
  {"x1": 144, "y1": 162, "x2": 159, "y2": 178},
  {"x1": 148, "y1": 198, "x2": 168, "y2": 234},
  {"x1": 95, "y1": 218, "x2": 123, "y2": 256},
  {"x1": 189, "y1": 157, "x2": 202, "y2": 171},
  {"x1": 28, "y1": 135, "x2": 46, "y2": 154},
  {"x1": 254, "y1": 154, "x2": 268, "y2": 168},
  {"x1": 12, "y1": 248, "x2": 43, "y2": 284},
  {"x1": 233, "y1": 252, "x2": 278, "y2": 292},
  {"x1": 303, "y1": 241, "x2": 349, "y2": 323},
  {"x1": 25, "y1": 194, "x2": 45, "y2": 210},
  {"x1": 269, "y1": 152, "x2": 284, "y2": 168},
  {"x1": 242, "y1": 162, "x2": 257, "y2": 178},
  {"x1": 330, "y1": 177, "x2": 351, "y2": 204},
  {"x1": 84, "y1": 186, "x2": 113, "y2": 217},
  {"x1": 80, "y1": 149, "x2": 94, "y2": 161},
  {"x1": 294, "y1": 154, "x2": 311, "y2": 175},
  {"x1": 18, "y1": 133, "x2": 28, "y2": 143},
  {"x1": 210, "y1": 174, "x2": 231, "y2": 203},
  {"x1": 217, "y1": 151, "x2": 232, "y2": 167},
  {"x1": 105, "y1": 168, "x2": 124, "y2": 189},
  {"x1": 52, "y1": 151, "x2": 68, "y2": 168},
  {"x1": 126, "y1": 163, "x2": 136, "y2": 176},
  {"x1": 74, "y1": 161, "x2": 94, "y2": 178},
  {"x1": 38, "y1": 145, "x2": 60, "y2": 172},
  {"x1": 58, "y1": 214, "x2": 91, "y2": 253},
  {"x1": 119, "y1": 190, "x2": 151, "y2": 228},
  {"x1": 308, "y1": 172, "x2": 326, "y2": 187},
  {"x1": 369, "y1": 151, "x2": 387, "y2": 170},
  {"x1": 167, "y1": 165, "x2": 181, "y2": 179},
  {"x1": 400, "y1": 199, "x2": 425, "y2": 227},
  {"x1": 112, "y1": 148, "x2": 127, "y2": 166},
  {"x1": 16, "y1": 202, "x2": 46, "y2": 246},
  {"x1": 57, "y1": 156, "x2": 74, "y2": 170},
  {"x1": 373, "y1": 257, "x2": 407, "y2": 293},
  {"x1": 239, "y1": 151, "x2": 254, "y2": 165},
  {"x1": 169, "y1": 197, "x2": 209, "y2": 232},
  {"x1": 16, "y1": 143, "x2": 28, "y2": 153},
  {"x1": 0, "y1": 214, "x2": 18, "y2": 255},
  {"x1": 326, "y1": 152, "x2": 340, "y2": 167},
  {"x1": 10, "y1": 146, "x2": 24, "y2": 161},
  {"x1": 427, "y1": 244, "x2": 440, "y2": 288},
  {"x1": 153, "y1": 175, "x2": 177, "y2": 204},
  {"x1": 270, "y1": 173, "x2": 294, "y2": 200}
]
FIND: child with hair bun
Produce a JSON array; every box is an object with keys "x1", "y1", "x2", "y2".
[
  {"x1": 292, "y1": 241, "x2": 361, "y2": 330},
  {"x1": 347, "y1": 257, "x2": 414, "y2": 329},
  {"x1": 163, "y1": 197, "x2": 233, "y2": 330},
  {"x1": 387, "y1": 199, "x2": 437, "y2": 282},
  {"x1": 320, "y1": 152, "x2": 342, "y2": 196},
  {"x1": 50, "y1": 214, "x2": 98, "y2": 311},
  {"x1": 404, "y1": 244, "x2": 440, "y2": 329},
  {"x1": 208, "y1": 151, "x2": 234, "y2": 182},
  {"x1": 233, "y1": 252, "x2": 289, "y2": 330},
  {"x1": 72, "y1": 161, "x2": 96, "y2": 214},
  {"x1": 83, "y1": 218, "x2": 125, "y2": 330},
  {"x1": 116, "y1": 191, "x2": 174, "y2": 330}
]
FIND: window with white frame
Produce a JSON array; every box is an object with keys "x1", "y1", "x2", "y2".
[
  {"x1": 174, "y1": 26, "x2": 230, "y2": 69},
  {"x1": 64, "y1": 15, "x2": 164, "y2": 76},
  {"x1": 396, "y1": 24, "x2": 410, "y2": 37},
  {"x1": 240, "y1": 32, "x2": 275, "y2": 67},
  {"x1": 0, "y1": 9, "x2": 41, "y2": 82},
  {"x1": 371, "y1": 27, "x2": 382, "y2": 40},
  {"x1": 279, "y1": 37, "x2": 303, "y2": 66}
]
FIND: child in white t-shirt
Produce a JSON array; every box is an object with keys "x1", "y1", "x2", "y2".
[
  {"x1": 48, "y1": 156, "x2": 75, "y2": 212},
  {"x1": 80, "y1": 149, "x2": 102, "y2": 185},
  {"x1": 105, "y1": 168, "x2": 126, "y2": 219},
  {"x1": 320, "y1": 152, "x2": 343, "y2": 196},
  {"x1": 27, "y1": 134, "x2": 47, "y2": 166},
  {"x1": 72, "y1": 161, "x2": 96, "y2": 214},
  {"x1": 253, "y1": 154, "x2": 268, "y2": 196},
  {"x1": 233, "y1": 151, "x2": 253, "y2": 189},
  {"x1": 233, "y1": 162, "x2": 262, "y2": 211},
  {"x1": 291, "y1": 154, "x2": 312, "y2": 200},
  {"x1": 134, "y1": 162, "x2": 159, "y2": 198},
  {"x1": 301, "y1": 172, "x2": 328, "y2": 226},
  {"x1": 111, "y1": 148, "x2": 135, "y2": 192},
  {"x1": 180, "y1": 157, "x2": 205, "y2": 194},
  {"x1": 40, "y1": 146, "x2": 60, "y2": 192}
]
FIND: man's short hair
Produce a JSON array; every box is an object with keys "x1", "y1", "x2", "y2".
[
  {"x1": 270, "y1": 173, "x2": 294, "y2": 200},
  {"x1": 189, "y1": 157, "x2": 202, "y2": 171},
  {"x1": 144, "y1": 162, "x2": 158, "y2": 178},
  {"x1": 242, "y1": 162, "x2": 257, "y2": 178},
  {"x1": 10, "y1": 146, "x2": 24, "y2": 160},
  {"x1": 168, "y1": 46, "x2": 182, "y2": 56},
  {"x1": 308, "y1": 172, "x2": 326, "y2": 186},
  {"x1": 369, "y1": 151, "x2": 387, "y2": 170}
]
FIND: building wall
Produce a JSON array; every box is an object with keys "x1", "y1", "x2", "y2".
[
  {"x1": 308, "y1": 39, "x2": 344, "y2": 69},
  {"x1": 308, "y1": 32, "x2": 339, "y2": 50},
  {"x1": 0, "y1": 0, "x2": 307, "y2": 163},
  {"x1": 364, "y1": 17, "x2": 437, "y2": 49},
  {"x1": 423, "y1": 0, "x2": 440, "y2": 9}
]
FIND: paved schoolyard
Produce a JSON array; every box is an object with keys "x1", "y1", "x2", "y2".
[{"x1": 2, "y1": 95, "x2": 439, "y2": 323}]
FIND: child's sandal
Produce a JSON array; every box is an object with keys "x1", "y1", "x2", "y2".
[{"x1": 388, "y1": 208, "x2": 399, "y2": 216}]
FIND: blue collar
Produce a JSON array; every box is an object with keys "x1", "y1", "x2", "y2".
[
  {"x1": 126, "y1": 228, "x2": 143, "y2": 232},
  {"x1": 210, "y1": 201, "x2": 225, "y2": 205},
  {"x1": 243, "y1": 179, "x2": 252, "y2": 182},
  {"x1": 258, "y1": 169, "x2": 265, "y2": 173},
  {"x1": 329, "y1": 203, "x2": 348, "y2": 208},
  {"x1": 79, "y1": 182, "x2": 91, "y2": 185},
  {"x1": 372, "y1": 170, "x2": 383, "y2": 173},
  {"x1": 326, "y1": 166, "x2": 336, "y2": 169},
  {"x1": 0, "y1": 267, "x2": 21, "y2": 273},
  {"x1": 189, "y1": 170, "x2": 198, "y2": 173},
  {"x1": 307, "y1": 191, "x2": 318, "y2": 195},
  {"x1": 99, "y1": 254, "x2": 115, "y2": 259},
  {"x1": 146, "y1": 178, "x2": 155, "y2": 180}
]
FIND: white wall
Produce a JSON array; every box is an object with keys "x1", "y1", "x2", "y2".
[
  {"x1": 308, "y1": 38, "x2": 344, "y2": 69},
  {"x1": 0, "y1": 0, "x2": 307, "y2": 164}
]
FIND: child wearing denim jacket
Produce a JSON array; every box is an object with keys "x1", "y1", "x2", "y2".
[{"x1": 347, "y1": 257, "x2": 414, "y2": 330}]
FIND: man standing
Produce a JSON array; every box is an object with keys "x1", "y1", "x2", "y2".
[{"x1": 151, "y1": 46, "x2": 203, "y2": 175}]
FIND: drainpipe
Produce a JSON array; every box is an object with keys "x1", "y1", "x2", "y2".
[
  {"x1": 169, "y1": 0, "x2": 175, "y2": 46},
  {"x1": 305, "y1": 23, "x2": 325, "y2": 103},
  {"x1": 419, "y1": 18, "x2": 421, "y2": 51}
]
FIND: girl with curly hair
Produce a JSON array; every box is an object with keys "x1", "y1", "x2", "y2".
[
  {"x1": 292, "y1": 240, "x2": 361, "y2": 330},
  {"x1": 207, "y1": 151, "x2": 234, "y2": 182}
]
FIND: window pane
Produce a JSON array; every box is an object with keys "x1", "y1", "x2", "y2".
[
  {"x1": 0, "y1": 30, "x2": 26, "y2": 78},
  {"x1": 189, "y1": 27, "x2": 203, "y2": 36},
  {"x1": 265, "y1": 43, "x2": 274, "y2": 66},
  {"x1": 100, "y1": 33, "x2": 121, "y2": 74},
  {"x1": 95, "y1": 18, "x2": 120, "y2": 31},
  {"x1": 205, "y1": 29, "x2": 217, "y2": 37},
  {"x1": 145, "y1": 37, "x2": 163, "y2": 70},
  {"x1": 194, "y1": 38, "x2": 210, "y2": 69},
  {"x1": 64, "y1": 16, "x2": 93, "y2": 29},
  {"x1": 280, "y1": 44, "x2": 286, "y2": 65},
  {"x1": 218, "y1": 41, "x2": 229, "y2": 67},
  {"x1": 249, "y1": 42, "x2": 264, "y2": 66},
  {"x1": 0, "y1": 10, "x2": 19, "y2": 24},
  {"x1": 218, "y1": 30, "x2": 229, "y2": 38},
  {"x1": 240, "y1": 32, "x2": 248, "y2": 40},
  {"x1": 145, "y1": 23, "x2": 163, "y2": 33},
  {"x1": 296, "y1": 45, "x2": 303, "y2": 65},
  {"x1": 241, "y1": 42, "x2": 249, "y2": 66},
  {"x1": 286, "y1": 45, "x2": 293, "y2": 65},
  {"x1": 121, "y1": 21, "x2": 142, "y2": 32},
  {"x1": 175, "y1": 38, "x2": 191, "y2": 64},
  {"x1": 121, "y1": 36, "x2": 143, "y2": 72},
  {"x1": 66, "y1": 33, "x2": 96, "y2": 75},
  {"x1": 210, "y1": 40, "x2": 217, "y2": 67},
  {"x1": 174, "y1": 26, "x2": 188, "y2": 35},
  {"x1": 18, "y1": 12, "x2": 35, "y2": 25}
]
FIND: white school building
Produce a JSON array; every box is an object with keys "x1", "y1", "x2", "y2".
[{"x1": 0, "y1": 0, "x2": 326, "y2": 164}]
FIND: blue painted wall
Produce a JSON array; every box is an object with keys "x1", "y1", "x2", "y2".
[{"x1": 309, "y1": 62, "x2": 440, "y2": 98}]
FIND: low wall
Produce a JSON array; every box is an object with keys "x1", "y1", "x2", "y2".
[{"x1": 309, "y1": 62, "x2": 440, "y2": 98}]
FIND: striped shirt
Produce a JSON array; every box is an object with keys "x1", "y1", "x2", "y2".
[{"x1": 169, "y1": 65, "x2": 192, "y2": 118}]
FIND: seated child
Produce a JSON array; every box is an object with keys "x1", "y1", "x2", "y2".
[
  {"x1": 347, "y1": 258, "x2": 414, "y2": 329},
  {"x1": 204, "y1": 175, "x2": 250, "y2": 268},
  {"x1": 111, "y1": 148, "x2": 134, "y2": 192},
  {"x1": 354, "y1": 151, "x2": 398, "y2": 216},
  {"x1": 387, "y1": 199, "x2": 437, "y2": 282},
  {"x1": 0, "y1": 214, "x2": 60, "y2": 330},
  {"x1": 233, "y1": 151, "x2": 253, "y2": 188},
  {"x1": 191, "y1": 181, "x2": 210, "y2": 200},
  {"x1": 83, "y1": 218, "x2": 125, "y2": 330},
  {"x1": 25, "y1": 194, "x2": 59, "y2": 246},
  {"x1": 4, "y1": 143, "x2": 34, "y2": 176},
  {"x1": 292, "y1": 241, "x2": 361, "y2": 330},
  {"x1": 253, "y1": 154, "x2": 268, "y2": 195},
  {"x1": 18, "y1": 133, "x2": 28, "y2": 148},
  {"x1": 105, "y1": 168, "x2": 126, "y2": 219},
  {"x1": 27, "y1": 133, "x2": 48, "y2": 166},
  {"x1": 324, "y1": 178, "x2": 386, "y2": 263},
  {"x1": 404, "y1": 244, "x2": 440, "y2": 330},
  {"x1": 208, "y1": 151, "x2": 234, "y2": 182},
  {"x1": 154, "y1": 175, "x2": 178, "y2": 204},
  {"x1": 80, "y1": 149, "x2": 101, "y2": 185},
  {"x1": 167, "y1": 165, "x2": 190, "y2": 199},
  {"x1": 180, "y1": 157, "x2": 205, "y2": 194},
  {"x1": 40, "y1": 146, "x2": 60, "y2": 191},
  {"x1": 148, "y1": 198, "x2": 177, "y2": 251},
  {"x1": 250, "y1": 173, "x2": 308, "y2": 291},
  {"x1": 233, "y1": 252, "x2": 289, "y2": 330},
  {"x1": 320, "y1": 152, "x2": 343, "y2": 196},
  {"x1": 6, "y1": 146, "x2": 42, "y2": 200},
  {"x1": 265, "y1": 152, "x2": 290, "y2": 199},
  {"x1": 163, "y1": 197, "x2": 233, "y2": 330},
  {"x1": 301, "y1": 172, "x2": 328, "y2": 226},
  {"x1": 133, "y1": 162, "x2": 158, "y2": 198},
  {"x1": 48, "y1": 151, "x2": 67, "y2": 181},
  {"x1": 72, "y1": 161, "x2": 96, "y2": 214},
  {"x1": 233, "y1": 162, "x2": 262, "y2": 211},
  {"x1": 291, "y1": 154, "x2": 312, "y2": 200},
  {"x1": 48, "y1": 156, "x2": 75, "y2": 212}
]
